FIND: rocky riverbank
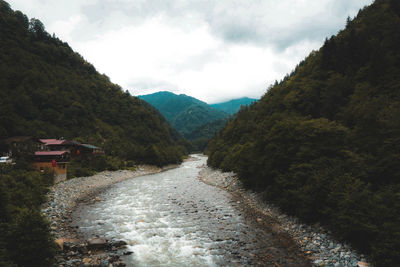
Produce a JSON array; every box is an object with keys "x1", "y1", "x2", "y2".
[
  {"x1": 42, "y1": 165, "x2": 176, "y2": 267},
  {"x1": 198, "y1": 165, "x2": 371, "y2": 267}
]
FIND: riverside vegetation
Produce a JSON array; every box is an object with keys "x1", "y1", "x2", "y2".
[
  {"x1": 207, "y1": 0, "x2": 400, "y2": 266},
  {"x1": 0, "y1": 162, "x2": 55, "y2": 266}
]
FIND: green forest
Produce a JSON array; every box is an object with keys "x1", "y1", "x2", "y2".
[
  {"x1": 207, "y1": 0, "x2": 400, "y2": 265},
  {"x1": 185, "y1": 117, "x2": 232, "y2": 151}
]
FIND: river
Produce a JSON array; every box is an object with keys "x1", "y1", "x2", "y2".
[{"x1": 73, "y1": 155, "x2": 308, "y2": 267}]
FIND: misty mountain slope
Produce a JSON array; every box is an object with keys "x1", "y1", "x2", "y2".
[
  {"x1": 207, "y1": 0, "x2": 400, "y2": 265},
  {"x1": 211, "y1": 97, "x2": 257, "y2": 115}
]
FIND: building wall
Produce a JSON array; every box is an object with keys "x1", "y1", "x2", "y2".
[{"x1": 32, "y1": 161, "x2": 67, "y2": 183}]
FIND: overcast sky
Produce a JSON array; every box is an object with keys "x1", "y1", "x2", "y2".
[{"x1": 8, "y1": 0, "x2": 372, "y2": 103}]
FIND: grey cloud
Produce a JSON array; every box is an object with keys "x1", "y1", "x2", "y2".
[
  {"x1": 9, "y1": 0, "x2": 372, "y2": 50},
  {"x1": 128, "y1": 78, "x2": 178, "y2": 94},
  {"x1": 76, "y1": 0, "x2": 372, "y2": 50},
  {"x1": 205, "y1": 0, "x2": 372, "y2": 50}
]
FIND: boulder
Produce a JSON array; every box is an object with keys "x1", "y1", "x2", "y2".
[
  {"x1": 87, "y1": 238, "x2": 108, "y2": 250},
  {"x1": 55, "y1": 238, "x2": 64, "y2": 250},
  {"x1": 111, "y1": 240, "x2": 127, "y2": 248},
  {"x1": 82, "y1": 258, "x2": 91, "y2": 264}
]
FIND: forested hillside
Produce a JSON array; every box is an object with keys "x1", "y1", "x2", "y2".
[
  {"x1": 211, "y1": 97, "x2": 257, "y2": 115},
  {"x1": 139, "y1": 91, "x2": 228, "y2": 136},
  {"x1": 207, "y1": 0, "x2": 400, "y2": 265},
  {"x1": 139, "y1": 91, "x2": 230, "y2": 150},
  {"x1": 185, "y1": 117, "x2": 232, "y2": 151},
  {"x1": 0, "y1": 1, "x2": 189, "y2": 265},
  {"x1": 0, "y1": 1, "x2": 187, "y2": 166}
]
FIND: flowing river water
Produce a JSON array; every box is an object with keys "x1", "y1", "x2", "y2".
[{"x1": 73, "y1": 155, "x2": 308, "y2": 267}]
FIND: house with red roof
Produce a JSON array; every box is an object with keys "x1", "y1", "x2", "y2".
[
  {"x1": 38, "y1": 139, "x2": 79, "y2": 152},
  {"x1": 1, "y1": 136, "x2": 104, "y2": 183},
  {"x1": 33, "y1": 138, "x2": 104, "y2": 182}
]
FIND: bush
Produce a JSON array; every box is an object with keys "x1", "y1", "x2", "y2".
[
  {"x1": 5, "y1": 209, "x2": 55, "y2": 267},
  {"x1": 0, "y1": 166, "x2": 56, "y2": 266}
]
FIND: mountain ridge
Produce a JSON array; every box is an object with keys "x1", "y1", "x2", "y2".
[{"x1": 211, "y1": 97, "x2": 257, "y2": 115}]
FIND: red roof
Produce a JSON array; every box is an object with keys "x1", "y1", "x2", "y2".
[
  {"x1": 35, "y1": 151, "x2": 69, "y2": 156},
  {"x1": 39, "y1": 139, "x2": 66, "y2": 145}
]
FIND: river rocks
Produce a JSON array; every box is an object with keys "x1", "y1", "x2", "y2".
[
  {"x1": 41, "y1": 166, "x2": 171, "y2": 267},
  {"x1": 87, "y1": 238, "x2": 108, "y2": 250},
  {"x1": 55, "y1": 238, "x2": 64, "y2": 250},
  {"x1": 42, "y1": 166, "x2": 171, "y2": 239},
  {"x1": 198, "y1": 166, "x2": 373, "y2": 267},
  {"x1": 110, "y1": 240, "x2": 127, "y2": 248},
  {"x1": 54, "y1": 238, "x2": 131, "y2": 267},
  {"x1": 100, "y1": 260, "x2": 109, "y2": 267}
]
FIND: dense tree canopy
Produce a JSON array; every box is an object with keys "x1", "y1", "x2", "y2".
[
  {"x1": 207, "y1": 0, "x2": 400, "y2": 265},
  {"x1": 184, "y1": 117, "x2": 232, "y2": 151}
]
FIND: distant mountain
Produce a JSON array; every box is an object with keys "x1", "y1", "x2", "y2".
[
  {"x1": 211, "y1": 97, "x2": 257, "y2": 115},
  {"x1": 139, "y1": 91, "x2": 229, "y2": 137}
]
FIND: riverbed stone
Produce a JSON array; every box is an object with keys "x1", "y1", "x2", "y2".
[
  {"x1": 111, "y1": 240, "x2": 127, "y2": 248},
  {"x1": 100, "y1": 260, "x2": 109, "y2": 267},
  {"x1": 55, "y1": 238, "x2": 64, "y2": 250},
  {"x1": 358, "y1": 261, "x2": 369, "y2": 267},
  {"x1": 87, "y1": 238, "x2": 108, "y2": 250}
]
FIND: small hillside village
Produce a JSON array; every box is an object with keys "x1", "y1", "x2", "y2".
[{"x1": 0, "y1": 137, "x2": 103, "y2": 183}]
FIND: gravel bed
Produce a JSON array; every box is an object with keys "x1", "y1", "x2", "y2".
[
  {"x1": 41, "y1": 165, "x2": 175, "y2": 267},
  {"x1": 42, "y1": 166, "x2": 170, "y2": 239},
  {"x1": 198, "y1": 165, "x2": 372, "y2": 267}
]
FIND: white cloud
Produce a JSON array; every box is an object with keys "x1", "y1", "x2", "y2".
[
  {"x1": 48, "y1": 15, "x2": 83, "y2": 42},
  {"x1": 6, "y1": 0, "x2": 373, "y2": 103}
]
